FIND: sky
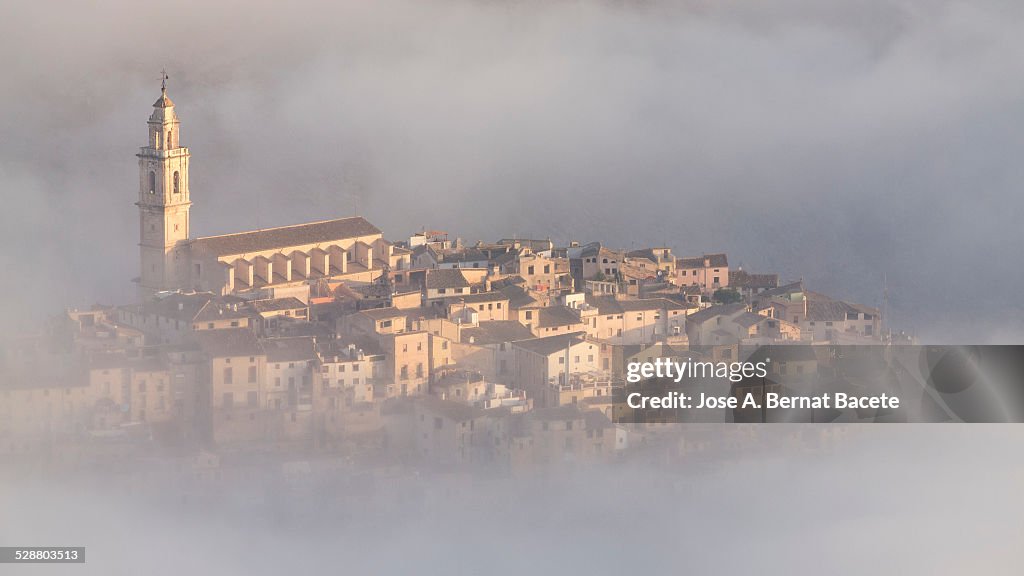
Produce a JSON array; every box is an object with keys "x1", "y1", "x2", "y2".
[{"x1": 2, "y1": 0, "x2": 1024, "y2": 340}]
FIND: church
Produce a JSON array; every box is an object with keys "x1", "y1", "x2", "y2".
[{"x1": 135, "y1": 81, "x2": 410, "y2": 300}]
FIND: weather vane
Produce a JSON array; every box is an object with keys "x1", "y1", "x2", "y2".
[{"x1": 160, "y1": 69, "x2": 168, "y2": 93}]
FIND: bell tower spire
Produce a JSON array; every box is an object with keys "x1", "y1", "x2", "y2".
[{"x1": 136, "y1": 72, "x2": 191, "y2": 297}]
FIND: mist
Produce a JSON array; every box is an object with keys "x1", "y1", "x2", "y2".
[{"x1": 3, "y1": 426, "x2": 1023, "y2": 575}]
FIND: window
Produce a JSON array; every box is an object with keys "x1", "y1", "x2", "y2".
[
  {"x1": 148, "y1": 171, "x2": 156, "y2": 194},
  {"x1": 400, "y1": 366, "x2": 408, "y2": 380},
  {"x1": 173, "y1": 171, "x2": 180, "y2": 194},
  {"x1": 528, "y1": 266, "x2": 535, "y2": 275},
  {"x1": 248, "y1": 366, "x2": 257, "y2": 383},
  {"x1": 381, "y1": 320, "x2": 392, "y2": 328},
  {"x1": 438, "y1": 288, "x2": 447, "y2": 295},
  {"x1": 558, "y1": 357, "x2": 565, "y2": 364},
  {"x1": 166, "y1": 131, "x2": 172, "y2": 149},
  {"x1": 544, "y1": 265, "x2": 550, "y2": 274},
  {"x1": 222, "y1": 392, "x2": 233, "y2": 408},
  {"x1": 247, "y1": 391, "x2": 257, "y2": 407},
  {"x1": 223, "y1": 367, "x2": 233, "y2": 384}
]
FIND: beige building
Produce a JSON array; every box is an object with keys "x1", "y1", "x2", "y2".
[
  {"x1": 516, "y1": 251, "x2": 573, "y2": 297},
  {"x1": 413, "y1": 396, "x2": 486, "y2": 467},
  {"x1": 582, "y1": 295, "x2": 688, "y2": 345},
  {"x1": 675, "y1": 254, "x2": 729, "y2": 293},
  {"x1": 445, "y1": 291, "x2": 510, "y2": 322},
  {"x1": 569, "y1": 243, "x2": 625, "y2": 281},
  {"x1": 512, "y1": 332, "x2": 605, "y2": 407},
  {"x1": 380, "y1": 331, "x2": 431, "y2": 397},
  {"x1": 317, "y1": 338, "x2": 384, "y2": 407},
  {"x1": 194, "y1": 329, "x2": 267, "y2": 444},
  {"x1": 262, "y1": 337, "x2": 317, "y2": 411},
  {"x1": 453, "y1": 320, "x2": 534, "y2": 384},
  {"x1": 755, "y1": 285, "x2": 881, "y2": 343},
  {"x1": 684, "y1": 303, "x2": 749, "y2": 347},
  {"x1": 518, "y1": 305, "x2": 586, "y2": 337},
  {"x1": 423, "y1": 268, "x2": 487, "y2": 303},
  {"x1": 627, "y1": 247, "x2": 676, "y2": 275}
]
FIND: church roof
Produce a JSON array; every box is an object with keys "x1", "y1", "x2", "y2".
[
  {"x1": 153, "y1": 94, "x2": 174, "y2": 108},
  {"x1": 190, "y1": 217, "x2": 381, "y2": 257}
]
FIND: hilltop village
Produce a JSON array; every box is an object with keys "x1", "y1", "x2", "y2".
[{"x1": 0, "y1": 87, "x2": 890, "y2": 473}]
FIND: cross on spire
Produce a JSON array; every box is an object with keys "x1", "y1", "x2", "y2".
[{"x1": 160, "y1": 69, "x2": 169, "y2": 94}]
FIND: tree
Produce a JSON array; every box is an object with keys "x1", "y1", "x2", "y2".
[{"x1": 713, "y1": 288, "x2": 742, "y2": 304}]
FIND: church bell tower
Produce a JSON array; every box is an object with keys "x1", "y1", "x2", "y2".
[{"x1": 137, "y1": 74, "x2": 191, "y2": 297}]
